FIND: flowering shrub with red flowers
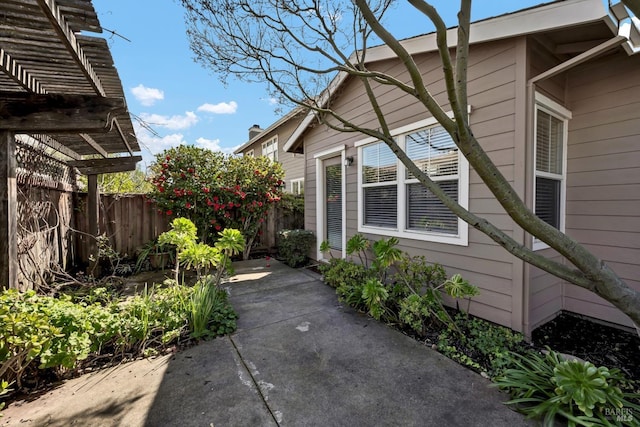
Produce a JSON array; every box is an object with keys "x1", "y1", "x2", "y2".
[{"x1": 148, "y1": 145, "x2": 284, "y2": 259}]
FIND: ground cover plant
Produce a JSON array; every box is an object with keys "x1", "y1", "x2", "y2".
[
  {"x1": 0, "y1": 217, "x2": 243, "y2": 412},
  {"x1": 319, "y1": 233, "x2": 640, "y2": 426}
]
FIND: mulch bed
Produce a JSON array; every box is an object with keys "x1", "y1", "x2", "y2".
[{"x1": 532, "y1": 312, "x2": 640, "y2": 382}]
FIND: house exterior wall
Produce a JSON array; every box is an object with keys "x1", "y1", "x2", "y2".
[
  {"x1": 303, "y1": 38, "x2": 528, "y2": 330},
  {"x1": 562, "y1": 50, "x2": 640, "y2": 328},
  {"x1": 526, "y1": 37, "x2": 567, "y2": 331},
  {"x1": 237, "y1": 116, "x2": 306, "y2": 192}
]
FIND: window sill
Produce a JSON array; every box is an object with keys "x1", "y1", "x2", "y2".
[{"x1": 358, "y1": 224, "x2": 468, "y2": 246}]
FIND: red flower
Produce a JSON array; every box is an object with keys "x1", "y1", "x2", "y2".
[
  {"x1": 203, "y1": 187, "x2": 210, "y2": 193},
  {"x1": 158, "y1": 187, "x2": 165, "y2": 193},
  {"x1": 187, "y1": 190, "x2": 193, "y2": 196},
  {"x1": 227, "y1": 202, "x2": 234, "y2": 209},
  {"x1": 166, "y1": 155, "x2": 171, "y2": 161},
  {"x1": 210, "y1": 219, "x2": 217, "y2": 224},
  {"x1": 207, "y1": 199, "x2": 214, "y2": 206},
  {"x1": 213, "y1": 196, "x2": 219, "y2": 202},
  {"x1": 215, "y1": 225, "x2": 222, "y2": 231},
  {"x1": 186, "y1": 202, "x2": 192, "y2": 209},
  {"x1": 166, "y1": 210, "x2": 173, "y2": 215},
  {"x1": 188, "y1": 167, "x2": 195, "y2": 174},
  {"x1": 180, "y1": 173, "x2": 186, "y2": 179}
]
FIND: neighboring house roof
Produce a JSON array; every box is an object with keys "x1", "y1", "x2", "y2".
[
  {"x1": 283, "y1": 0, "x2": 639, "y2": 153},
  {"x1": 234, "y1": 105, "x2": 305, "y2": 154}
]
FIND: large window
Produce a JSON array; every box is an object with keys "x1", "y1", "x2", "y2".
[
  {"x1": 533, "y1": 93, "x2": 570, "y2": 250},
  {"x1": 261, "y1": 137, "x2": 278, "y2": 162},
  {"x1": 357, "y1": 117, "x2": 468, "y2": 246}
]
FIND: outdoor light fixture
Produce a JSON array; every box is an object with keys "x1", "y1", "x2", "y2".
[
  {"x1": 610, "y1": 2, "x2": 629, "y2": 22},
  {"x1": 344, "y1": 156, "x2": 354, "y2": 167}
]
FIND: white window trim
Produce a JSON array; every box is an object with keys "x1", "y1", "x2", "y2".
[
  {"x1": 532, "y1": 93, "x2": 571, "y2": 251},
  {"x1": 356, "y1": 115, "x2": 469, "y2": 246},
  {"x1": 261, "y1": 136, "x2": 278, "y2": 161},
  {"x1": 245, "y1": 149, "x2": 254, "y2": 157},
  {"x1": 290, "y1": 178, "x2": 304, "y2": 195},
  {"x1": 315, "y1": 145, "x2": 347, "y2": 260}
]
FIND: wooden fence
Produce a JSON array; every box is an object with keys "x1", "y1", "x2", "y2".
[{"x1": 73, "y1": 194, "x2": 305, "y2": 263}]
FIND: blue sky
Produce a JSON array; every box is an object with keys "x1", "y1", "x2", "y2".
[{"x1": 91, "y1": 0, "x2": 547, "y2": 168}]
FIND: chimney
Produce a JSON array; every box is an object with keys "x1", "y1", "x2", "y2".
[{"x1": 249, "y1": 124, "x2": 263, "y2": 139}]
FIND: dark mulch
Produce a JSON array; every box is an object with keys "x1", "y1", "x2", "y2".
[{"x1": 532, "y1": 312, "x2": 640, "y2": 382}]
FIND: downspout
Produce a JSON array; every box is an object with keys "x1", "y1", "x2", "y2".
[{"x1": 522, "y1": 35, "x2": 627, "y2": 336}]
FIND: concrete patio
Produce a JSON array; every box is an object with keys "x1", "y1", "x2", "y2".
[{"x1": 1, "y1": 259, "x2": 533, "y2": 426}]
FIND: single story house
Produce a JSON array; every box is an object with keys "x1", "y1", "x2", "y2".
[
  {"x1": 234, "y1": 108, "x2": 306, "y2": 194},
  {"x1": 281, "y1": 0, "x2": 640, "y2": 335}
]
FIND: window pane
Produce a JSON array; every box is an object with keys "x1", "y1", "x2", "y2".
[
  {"x1": 364, "y1": 186, "x2": 397, "y2": 228},
  {"x1": 326, "y1": 165, "x2": 342, "y2": 250},
  {"x1": 536, "y1": 110, "x2": 563, "y2": 174},
  {"x1": 362, "y1": 142, "x2": 397, "y2": 184},
  {"x1": 406, "y1": 126, "x2": 458, "y2": 179},
  {"x1": 407, "y1": 180, "x2": 458, "y2": 234},
  {"x1": 535, "y1": 177, "x2": 560, "y2": 229}
]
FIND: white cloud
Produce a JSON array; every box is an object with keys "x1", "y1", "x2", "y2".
[
  {"x1": 195, "y1": 137, "x2": 222, "y2": 151},
  {"x1": 195, "y1": 137, "x2": 238, "y2": 154},
  {"x1": 131, "y1": 84, "x2": 164, "y2": 106},
  {"x1": 197, "y1": 101, "x2": 238, "y2": 114},
  {"x1": 263, "y1": 97, "x2": 279, "y2": 106},
  {"x1": 139, "y1": 111, "x2": 198, "y2": 130}
]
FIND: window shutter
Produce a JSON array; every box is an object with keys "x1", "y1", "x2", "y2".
[
  {"x1": 406, "y1": 180, "x2": 458, "y2": 234},
  {"x1": 362, "y1": 143, "x2": 397, "y2": 183},
  {"x1": 406, "y1": 126, "x2": 458, "y2": 179},
  {"x1": 364, "y1": 186, "x2": 398, "y2": 228},
  {"x1": 535, "y1": 177, "x2": 560, "y2": 229},
  {"x1": 536, "y1": 111, "x2": 563, "y2": 174}
]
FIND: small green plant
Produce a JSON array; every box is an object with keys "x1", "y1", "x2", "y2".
[
  {"x1": 189, "y1": 277, "x2": 236, "y2": 339},
  {"x1": 319, "y1": 240, "x2": 332, "y2": 258},
  {"x1": 319, "y1": 258, "x2": 373, "y2": 289},
  {"x1": 371, "y1": 237, "x2": 403, "y2": 280},
  {"x1": 135, "y1": 238, "x2": 175, "y2": 272},
  {"x1": 361, "y1": 278, "x2": 389, "y2": 321},
  {"x1": 493, "y1": 349, "x2": 640, "y2": 426},
  {"x1": 437, "y1": 313, "x2": 525, "y2": 377},
  {"x1": 158, "y1": 218, "x2": 244, "y2": 286},
  {"x1": 0, "y1": 380, "x2": 11, "y2": 414},
  {"x1": 346, "y1": 233, "x2": 370, "y2": 266},
  {"x1": 278, "y1": 229, "x2": 315, "y2": 267}
]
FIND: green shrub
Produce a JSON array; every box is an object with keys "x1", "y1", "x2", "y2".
[
  {"x1": 0, "y1": 283, "x2": 237, "y2": 392},
  {"x1": 437, "y1": 313, "x2": 525, "y2": 377},
  {"x1": 493, "y1": 349, "x2": 640, "y2": 426},
  {"x1": 319, "y1": 258, "x2": 373, "y2": 289},
  {"x1": 278, "y1": 229, "x2": 315, "y2": 267}
]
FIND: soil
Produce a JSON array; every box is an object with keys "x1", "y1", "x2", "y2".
[{"x1": 532, "y1": 312, "x2": 640, "y2": 383}]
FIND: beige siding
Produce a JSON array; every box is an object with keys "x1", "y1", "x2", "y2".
[
  {"x1": 561, "y1": 50, "x2": 640, "y2": 328},
  {"x1": 304, "y1": 38, "x2": 524, "y2": 330}
]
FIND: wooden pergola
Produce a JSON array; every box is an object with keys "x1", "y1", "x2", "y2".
[{"x1": 0, "y1": 0, "x2": 141, "y2": 287}]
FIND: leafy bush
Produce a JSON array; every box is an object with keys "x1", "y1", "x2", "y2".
[
  {"x1": 148, "y1": 145, "x2": 284, "y2": 258},
  {"x1": 319, "y1": 258, "x2": 373, "y2": 289},
  {"x1": 0, "y1": 283, "x2": 237, "y2": 394},
  {"x1": 278, "y1": 229, "x2": 315, "y2": 267},
  {"x1": 437, "y1": 313, "x2": 525, "y2": 378},
  {"x1": 493, "y1": 349, "x2": 640, "y2": 426}
]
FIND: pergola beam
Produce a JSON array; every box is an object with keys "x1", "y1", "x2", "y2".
[
  {"x1": 79, "y1": 133, "x2": 108, "y2": 158},
  {"x1": 0, "y1": 48, "x2": 47, "y2": 94},
  {"x1": 68, "y1": 155, "x2": 142, "y2": 175},
  {"x1": 36, "y1": 0, "x2": 105, "y2": 96},
  {"x1": 0, "y1": 92, "x2": 126, "y2": 133}
]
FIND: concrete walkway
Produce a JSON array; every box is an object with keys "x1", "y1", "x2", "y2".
[{"x1": 2, "y1": 259, "x2": 534, "y2": 426}]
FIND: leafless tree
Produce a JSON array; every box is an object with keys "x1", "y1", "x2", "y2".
[{"x1": 180, "y1": 0, "x2": 640, "y2": 328}]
